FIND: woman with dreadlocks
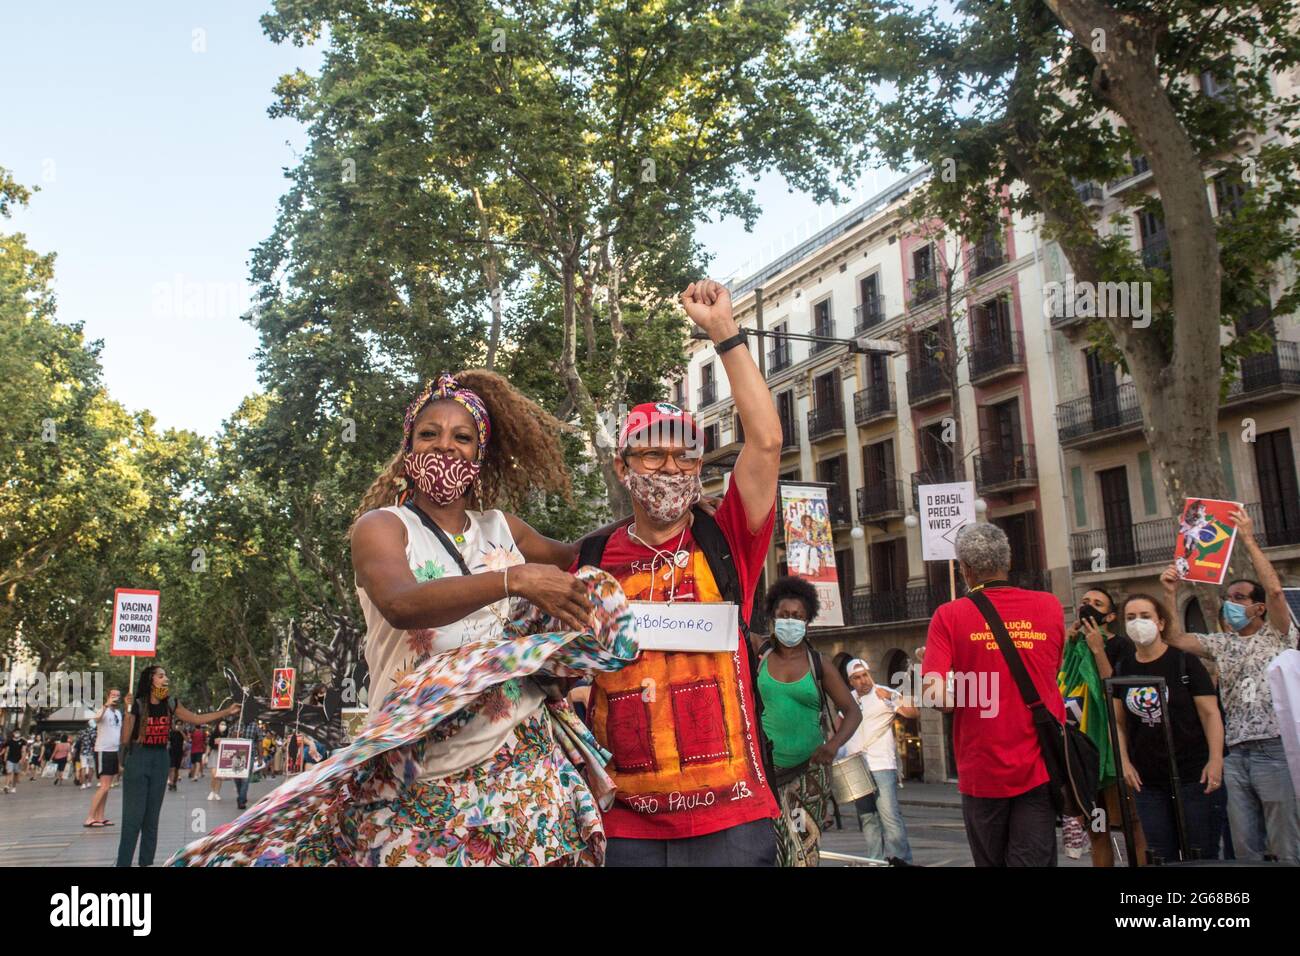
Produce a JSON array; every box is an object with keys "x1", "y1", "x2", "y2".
[{"x1": 169, "y1": 371, "x2": 637, "y2": 867}]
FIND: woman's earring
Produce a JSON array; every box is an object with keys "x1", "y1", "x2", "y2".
[{"x1": 473, "y1": 475, "x2": 485, "y2": 508}]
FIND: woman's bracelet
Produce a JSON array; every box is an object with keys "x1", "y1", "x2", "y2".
[{"x1": 503, "y1": 566, "x2": 510, "y2": 600}]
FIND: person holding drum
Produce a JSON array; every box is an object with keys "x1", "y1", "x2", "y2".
[
  {"x1": 757, "y1": 575, "x2": 860, "y2": 866},
  {"x1": 841, "y1": 659, "x2": 917, "y2": 863}
]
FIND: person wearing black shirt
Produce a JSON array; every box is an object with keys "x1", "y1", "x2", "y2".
[
  {"x1": 4, "y1": 731, "x2": 25, "y2": 794},
  {"x1": 116, "y1": 665, "x2": 238, "y2": 867},
  {"x1": 1066, "y1": 586, "x2": 1142, "y2": 867},
  {"x1": 1112, "y1": 594, "x2": 1225, "y2": 863},
  {"x1": 167, "y1": 723, "x2": 186, "y2": 791}
]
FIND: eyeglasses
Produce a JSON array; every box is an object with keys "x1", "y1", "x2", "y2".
[{"x1": 623, "y1": 448, "x2": 703, "y2": 472}]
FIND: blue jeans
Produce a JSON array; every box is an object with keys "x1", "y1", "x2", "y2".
[
  {"x1": 1224, "y1": 737, "x2": 1300, "y2": 862},
  {"x1": 1133, "y1": 782, "x2": 1217, "y2": 863},
  {"x1": 854, "y1": 767, "x2": 912, "y2": 863},
  {"x1": 233, "y1": 774, "x2": 250, "y2": 806}
]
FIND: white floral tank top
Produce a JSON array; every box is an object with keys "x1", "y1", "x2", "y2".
[{"x1": 357, "y1": 505, "x2": 543, "y2": 779}]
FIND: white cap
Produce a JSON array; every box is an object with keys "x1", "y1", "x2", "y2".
[{"x1": 847, "y1": 658, "x2": 869, "y2": 675}]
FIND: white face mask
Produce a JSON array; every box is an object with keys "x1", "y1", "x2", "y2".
[{"x1": 1127, "y1": 617, "x2": 1160, "y2": 647}]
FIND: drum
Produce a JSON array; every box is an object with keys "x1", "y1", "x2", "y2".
[{"x1": 830, "y1": 753, "x2": 877, "y2": 803}]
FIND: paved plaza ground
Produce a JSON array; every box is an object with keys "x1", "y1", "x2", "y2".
[{"x1": 0, "y1": 774, "x2": 1093, "y2": 867}]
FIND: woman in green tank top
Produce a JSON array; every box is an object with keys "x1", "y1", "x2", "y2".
[{"x1": 757, "y1": 576, "x2": 861, "y2": 866}]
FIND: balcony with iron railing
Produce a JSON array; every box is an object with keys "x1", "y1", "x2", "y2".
[
  {"x1": 1224, "y1": 340, "x2": 1300, "y2": 406},
  {"x1": 767, "y1": 343, "x2": 792, "y2": 375},
  {"x1": 911, "y1": 465, "x2": 957, "y2": 509},
  {"x1": 972, "y1": 238, "x2": 1005, "y2": 277},
  {"x1": 1070, "y1": 501, "x2": 1300, "y2": 575},
  {"x1": 968, "y1": 330, "x2": 1024, "y2": 384},
  {"x1": 1070, "y1": 515, "x2": 1180, "y2": 574},
  {"x1": 854, "y1": 296, "x2": 886, "y2": 334},
  {"x1": 853, "y1": 381, "x2": 896, "y2": 425},
  {"x1": 848, "y1": 586, "x2": 945, "y2": 626},
  {"x1": 1110, "y1": 155, "x2": 1152, "y2": 193},
  {"x1": 807, "y1": 398, "x2": 846, "y2": 442},
  {"x1": 1056, "y1": 382, "x2": 1144, "y2": 448},
  {"x1": 1074, "y1": 180, "x2": 1104, "y2": 205},
  {"x1": 827, "y1": 486, "x2": 853, "y2": 528},
  {"x1": 779, "y1": 417, "x2": 800, "y2": 453},
  {"x1": 698, "y1": 381, "x2": 717, "y2": 408},
  {"x1": 857, "y1": 480, "x2": 904, "y2": 522},
  {"x1": 974, "y1": 442, "x2": 1038, "y2": 494},
  {"x1": 906, "y1": 361, "x2": 948, "y2": 407},
  {"x1": 1141, "y1": 234, "x2": 1171, "y2": 272},
  {"x1": 810, "y1": 318, "x2": 837, "y2": 354},
  {"x1": 908, "y1": 274, "x2": 939, "y2": 307}
]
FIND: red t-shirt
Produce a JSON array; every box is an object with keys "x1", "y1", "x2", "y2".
[
  {"x1": 191, "y1": 728, "x2": 206, "y2": 754},
  {"x1": 922, "y1": 585, "x2": 1066, "y2": 798},
  {"x1": 580, "y1": 482, "x2": 779, "y2": 839}
]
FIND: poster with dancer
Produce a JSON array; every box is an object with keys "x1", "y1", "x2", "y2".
[
  {"x1": 271, "y1": 667, "x2": 295, "y2": 710},
  {"x1": 1173, "y1": 498, "x2": 1241, "y2": 585},
  {"x1": 779, "y1": 483, "x2": 844, "y2": 626}
]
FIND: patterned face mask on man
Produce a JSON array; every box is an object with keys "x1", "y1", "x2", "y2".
[
  {"x1": 405, "y1": 451, "x2": 480, "y2": 506},
  {"x1": 621, "y1": 470, "x2": 702, "y2": 525}
]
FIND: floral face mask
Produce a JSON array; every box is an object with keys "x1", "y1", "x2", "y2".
[
  {"x1": 621, "y1": 469, "x2": 702, "y2": 525},
  {"x1": 405, "y1": 451, "x2": 480, "y2": 506}
]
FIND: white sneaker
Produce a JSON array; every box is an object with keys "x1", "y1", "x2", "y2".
[
  {"x1": 213, "y1": 793, "x2": 222, "y2": 801},
  {"x1": 206, "y1": 792, "x2": 214, "y2": 801}
]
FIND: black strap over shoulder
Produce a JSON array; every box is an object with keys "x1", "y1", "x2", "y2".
[
  {"x1": 580, "y1": 505, "x2": 775, "y2": 784},
  {"x1": 404, "y1": 501, "x2": 473, "y2": 577},
  {"x1": 967, "y1": 589, "x2": 1051, "y2": 721}
]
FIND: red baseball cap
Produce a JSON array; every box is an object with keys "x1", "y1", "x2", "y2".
[{"x1": 618, "y1": 401, "x2": 705, "y2": 452}]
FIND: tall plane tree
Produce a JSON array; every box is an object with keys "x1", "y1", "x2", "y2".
[
  {"x1": 258, "y1": 0, "x2": 872, "y2": 510},
  {"x1": 817, "y1": 0, "x2": 1300, "y2": 520}
]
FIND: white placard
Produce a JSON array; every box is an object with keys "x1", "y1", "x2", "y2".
[
  {"x1": 918, "y1": 481, "x2": 976, "y2": 561},
  {"x1": 628, "y1": 601, "x2": 739, "y2": 653},
  {"x1": 110, "y1": 588, "x2": 160, "y2": 657}
]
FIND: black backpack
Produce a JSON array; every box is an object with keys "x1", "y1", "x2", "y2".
[{"x1": 576, "y1": 505, "x2": 777, "y2": 784}]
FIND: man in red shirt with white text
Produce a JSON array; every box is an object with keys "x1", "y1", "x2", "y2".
[
  {"x1": 582, "y1": 278, "x2": 783, "y2": 866},
  {"x1": 922, "y1": 522, "x2": 1066, "y2": 866}
]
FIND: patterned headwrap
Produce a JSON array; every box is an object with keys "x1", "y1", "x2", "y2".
[{"x1": 402, "y1": 373, "x2": 491, "y2": 453}]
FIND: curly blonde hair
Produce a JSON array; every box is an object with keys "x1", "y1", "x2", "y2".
[{"x1": 353, "y1": 370, "x2": 571, "y2": 524}]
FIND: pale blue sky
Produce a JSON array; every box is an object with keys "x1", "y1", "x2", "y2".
[{"x1": 3, "y1": 1, "x2": 904, "y2": 436}]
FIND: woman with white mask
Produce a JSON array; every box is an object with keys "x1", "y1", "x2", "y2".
[
  {"x1": 756, "y1": 575, "x2": 860, "y2": 865},
  {"x1": 1112, "y1": 593, "x2": 1225, "y2": 863}
]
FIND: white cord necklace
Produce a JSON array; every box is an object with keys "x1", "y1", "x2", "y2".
[{"x1": 627, "y1": 522, "x2": 690, "y2": 603}]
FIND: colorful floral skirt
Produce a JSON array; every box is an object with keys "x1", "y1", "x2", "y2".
[
  {"x1": 166, "y1": 567, "x2": 636, "y2": 867},
  {"x1": 292, "y1": 711, "x2": 600, "y2": 866},
  {"x1": 773, "y1": 762, "x2": 831, "y2": 867}
]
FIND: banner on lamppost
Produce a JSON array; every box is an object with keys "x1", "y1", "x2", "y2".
[{"x1": 779, "y1": 483, "x2": 844, "y2": 626}]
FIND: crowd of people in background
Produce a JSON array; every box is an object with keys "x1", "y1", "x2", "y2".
[
  {"x1": 4, "y1": 680, "x2": 331, "y2": 850},
  {"x1": 916, "y1": 513, "x2": 1299, "y2": 868}
]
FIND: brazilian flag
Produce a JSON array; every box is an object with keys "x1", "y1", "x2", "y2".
[{"x1": 1058, "y1": 636, "x2": 1116, "y2": 787}]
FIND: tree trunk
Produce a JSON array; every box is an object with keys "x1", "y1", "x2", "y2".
[
  {"x1": 561, "y1": 255, "x2": 629, "y2": 516},
  {"x1": 473, "y1": 187, "x2": 503, "y2": 371},
  {"x1": 1040, "y1": 1, "x2": 1231, "y2": 622},
  {"x1": 1042, "y1": 1, "x2": 1226, "y2": 504},
  {"x1": 941, "y1": 253, "x2": 968, "y2": 481}
]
